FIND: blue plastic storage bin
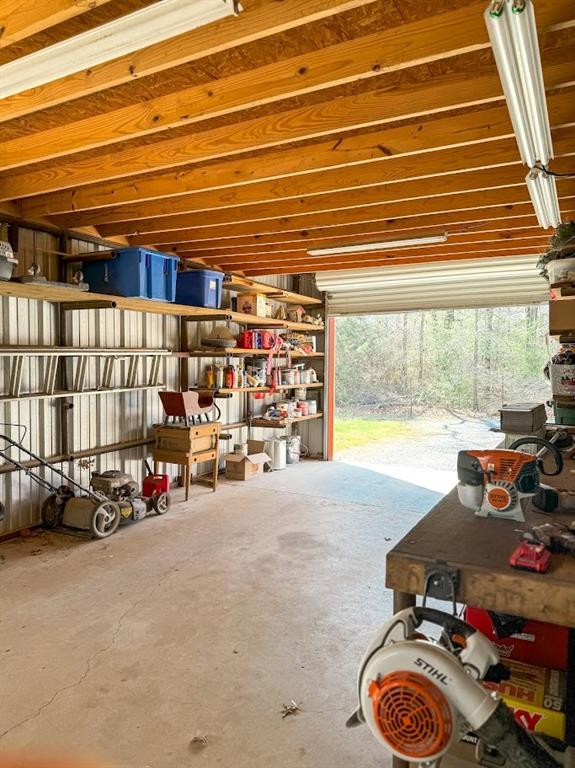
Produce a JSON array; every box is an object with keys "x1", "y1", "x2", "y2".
[
  {"x1": 82, "y1": 248, "x2": 178, "y2": 302},
  {"x1": 176, "y1": 269, "x2": 224, "y2": 308}
]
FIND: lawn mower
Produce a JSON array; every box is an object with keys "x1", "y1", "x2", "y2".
[
  {"x1": 347, "y1": 606, "x2": 562, "y2": 767},
  {"x1": 0, "y1": 430, "x2": 169, "y2": 539}
]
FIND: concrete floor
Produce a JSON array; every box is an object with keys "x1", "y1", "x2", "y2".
[{"x1": 0, "y1": 461, "x2": 443, "y2": 768}]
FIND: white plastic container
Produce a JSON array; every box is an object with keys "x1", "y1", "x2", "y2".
[
  {"x1": 282, "y1": 368, "x2": 296, "y2": 385},
  {"x1": 550, "y1": 364, "x2": 575, "y2": 396},
  {"x1": 548, "y1": 257, "x2": 575, "y2": 285},
  {"x1": 264, "y1": 438, "x2": 287, "y2": 470},
  {"x1": 307, "y1": 400, "x2": 317, "y2": 415}
]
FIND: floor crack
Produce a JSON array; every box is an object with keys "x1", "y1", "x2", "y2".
[{"x1": 0, "y1": 555, "x2": 188, "y2": 741}]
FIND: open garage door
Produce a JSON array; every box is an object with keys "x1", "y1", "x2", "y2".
[{"x1": 316, "y1": 255, "x2": 548, "y2": 316}]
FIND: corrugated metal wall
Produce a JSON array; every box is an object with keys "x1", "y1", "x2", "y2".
[{"x1": 0, "y1": 234, "x2": 326, "y2": 536}]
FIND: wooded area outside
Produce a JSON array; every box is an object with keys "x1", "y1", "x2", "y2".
[{"x1": 335, "y1": 305, "x2": 553, "y2": 417}]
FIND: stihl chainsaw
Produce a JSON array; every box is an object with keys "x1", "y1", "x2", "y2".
[{"x1": 347, "y1": 607, "x2": 562, "y2": 767}]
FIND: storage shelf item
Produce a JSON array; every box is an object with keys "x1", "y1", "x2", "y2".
[
  {"x1": 187, "y1": 348, "x2": 324, "y2": 358},
  {"x1": 176, "y1": 268, "x2": 224, "y2": 308},
  {"x1": 206, "y1": 383, "x2": 323, "y2": 395},
  {"x1": 250, "y1": 413, "x2": 323, "y2": 428},
  {"x1": 81, "y1": 247, "x2": 178, "y2": 301},
  {"x1": 0, "y1": 281, "x2": 324, "y2": 332}
]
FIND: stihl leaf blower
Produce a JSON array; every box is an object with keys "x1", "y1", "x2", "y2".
[{"x1": 347, "y1": 607, "x2": 562, "y2": 767}]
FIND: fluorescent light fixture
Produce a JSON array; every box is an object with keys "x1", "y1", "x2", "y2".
[
  {"x1": 0, "y1": 0, "x2": 239, "y2": 99},
  {"x1": 526, "y1": 168, "x2": 561, "y2": 229},
  {"x1": 307, "y1": 233, "x2": 448, "y2": 257},
  {"x1": 485, "y1": 0, "x2": 553, "y2": 166}
]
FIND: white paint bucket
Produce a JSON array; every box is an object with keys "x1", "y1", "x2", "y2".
[{"x1": 264, "y1": 438, "x2": 287, "y2": 470}]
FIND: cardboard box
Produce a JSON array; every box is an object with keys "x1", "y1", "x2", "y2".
[
  {"x1": 482, "y1": 658, "x2": 566, "y2": 740},
  {"x1": 225, "y1": 451, "x2": 270, "y2": 480},
  {"x1": 465, "y1": 607, "x2": 569, "y2": 671},
  {"x1": 238, "y1": 293, "x2": 266, "y2": 316},
  {"x1": 549, "y1": 300, "x2": 575, "y2": 336}
]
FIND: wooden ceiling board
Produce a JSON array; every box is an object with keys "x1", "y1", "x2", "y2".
[
  {"x1": 0, "y1": 0, "x2": 116, "y2": 48},
  {"x1": 2, "y1": 32, "x2": 573, "y2": 202},
  {"x1": 140, "y1": 193, "x2": 575, "y2": 246},
  {"x1": 0, "y1": 1, "x2": 499, "y2": 167},
  {"x1": 241, "y1": 248, "x2": 546, "y2": 275},
  {"x1": 1, "y1": 0, "x2": 574, "y2": 275},
  {"x1": 20, "y1": 90, "x2": 575, "y2": 218},
  {"x1": 0, "y1": 0, "x2": 389, "y2": 124},
  {"x1": 92, "y1": 149, "x2": 575, "y2": 239},
  {"x1": 163, "y1": 208, "x2": 568, "y2": 251},
  {"x1": 0, "y1": 0, "x2": 157, "y2": 62},
  {"x1": 46, "y1": 126, "x2": 575, "y2": 231}
]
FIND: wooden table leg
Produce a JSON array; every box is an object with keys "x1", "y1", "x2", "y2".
[
  {"x1": 212, "y1": 449, "x2": 218, "y2": 492},
  {"x1": 393, "y1": 589, "x2": 416, "y2": 613}
]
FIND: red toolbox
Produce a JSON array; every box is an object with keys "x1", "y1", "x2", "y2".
[{"x1": 465, "y1": 607, "x2": 569, "y2": 671}]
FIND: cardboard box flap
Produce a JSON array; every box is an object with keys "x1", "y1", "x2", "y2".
[
  {"x1": 225, "y1": 453, "x2": 247, "y2": 464},
  {"x1": 246, "y1": 452, "x2": 271, "y2": 465}
]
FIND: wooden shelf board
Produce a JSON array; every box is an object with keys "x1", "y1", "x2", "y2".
[
  {"x1": 250, "y1": 412, "x2": 324, "y2": 428},
  {"x1": 0, "y1": 384, "x2": 165, "y2": 403},
  {"x1": 222, "y1": 275, "x2": 322, "y2": 305},
  {"x1": 201, "y1": 383, "x2": 323, "y2": 394},
  {"x1": 0, "y1": 281, "x2": 323, "y2": 332},
  {"x1": 187, "y1": 348, "x2": 324, "y2": 358}
]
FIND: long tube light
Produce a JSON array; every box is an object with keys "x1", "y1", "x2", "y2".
[
  {"x1": 526, "y1": 168, "x2": 561, "y2": 229},
  {"x1": 485, "y1": 0, "x2": 553, "y2": 167},
  {"x1": 307, "y1": 234, "x2": 448, "y2": 257},
  {"x1": 0, "y1": 0, "x2": 239, "y2": 100}
]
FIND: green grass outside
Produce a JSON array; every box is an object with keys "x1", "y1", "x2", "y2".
[{"x1": 334, "y1": 416, "x2": 419, "y2": 453}]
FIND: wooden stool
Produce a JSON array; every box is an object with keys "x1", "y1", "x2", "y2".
[{"x1": 152, "y1": 422, "x2": 221, "y2": 500}]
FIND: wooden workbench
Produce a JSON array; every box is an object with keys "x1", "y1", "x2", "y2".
[{"x1": 386, "y1": 485, "x2": 575, "y2": 768}]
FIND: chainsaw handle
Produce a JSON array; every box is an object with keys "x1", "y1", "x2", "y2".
[
  {"x1": 508, "y1": 436, "x2": 563, "y2": 476},
  {"x1": 412, "y1": 607, "x2": 476, "y2": 639}
]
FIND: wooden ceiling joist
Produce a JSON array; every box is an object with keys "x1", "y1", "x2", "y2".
[
  {"x1": 19, "y1": 90, "x2": 575, "y2": 219},
  {"x1": 0, "y1": 0, "x2": 113, "y2": 48},
  {"x1": 97, "y1": 155, "x2": 575, "y2": 240},
  {"x1": 1, "y1": 0, "x2": 574, "y2": 277},
  {"x1": 1, "y1": 1, "x2": 498, "y2": 169},
  {"x1": 165, "y1": 208, "x2": 563, "y2": 252},
  {"x1": 47, "y1": 126, "x2": 575, "y2": 232},
  {"x1": 179, "y1": 228, "x2": 552, "y2": 262},
  {"x1": 142, "y1": 193, "x2": 575, "y2": 246},
  {"x1": 3, "y1": 43, "x2": 574, "y2": 203},
  {"x1": 0, "y1": 0, "x2": 381, "y2": 122},
  {"x1": 240, "y1": 248, "x2": 544, "y2": 276}
]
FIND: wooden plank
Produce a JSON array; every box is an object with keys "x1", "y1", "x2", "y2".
[
  {"x1": 48, "y1": 125, "x2": 575, "y2": 229},
  {"x1": 251, "y1": 413, "x2": 323, "y2": 428},
  {"x1": 0, "y1": 0, "x2": 113, "y2": 48},
  {"x1": 187, "y1": 349, "x2": 324, "y2": 358},
  {"x1": 5, "y1": 52, "x2": 575, "y2": 202},
  {"x1": 99, "y1": 162, "x2": 575, "y2": 239},
  {"x1": 0, "y1": 0, "x2": 500, "y2": 169},
  {"x1": 23, "y1": 94, "x2": 559, "y2": 218},
  {"x1": 180, "y1": 228, "x2": 549, "y2": 263},
  {"x1": 0, "y1": 280, "x2": 322, "y2": 328},
  {"x1": 385, "y1": 487, "x2": 575, "y2": 627},
  {"x1": 132, "y1": 192, "x2": 575, "y2": 246},
  {"x1": 221, "y1": 275, "x2": 322, "y2": 305},
  {"x1": 0, "y1": 0, "x2": 381, "y2": 121},
  {"x1": 221, "y1": 239, "x2": 547, "y2": 271},
  {"x1": 172, "y1": 209, "x2": 562, "y2": 253},
  {"x1": 243, "y1": 248, "x2": 545, "y2": 276}
]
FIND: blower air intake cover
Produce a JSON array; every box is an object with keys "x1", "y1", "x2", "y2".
[{"x1": 368, "y1": 671, "x2": 453, "y2": 760}]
